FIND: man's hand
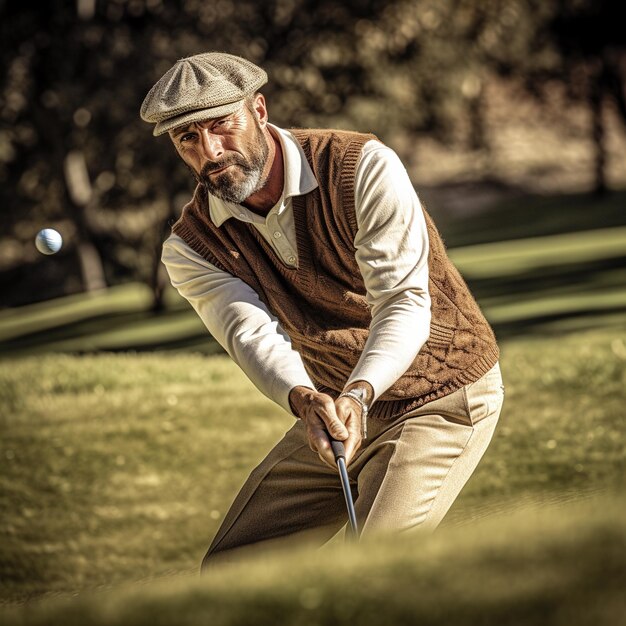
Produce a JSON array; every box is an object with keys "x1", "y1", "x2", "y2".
[
  {"x1": 289, "y1": 386, "x2": 349, "y2": 468},
  {"x1": 334, "y1": 395, "x2": 364, "y2": 466},
  {"x1": 335, "y1": 381, "x2": 373, "y2": 465}
]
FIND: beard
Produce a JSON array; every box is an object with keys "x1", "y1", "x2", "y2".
[{"x1": 192, "y1": 117, "x2": 269, "y2": 205}]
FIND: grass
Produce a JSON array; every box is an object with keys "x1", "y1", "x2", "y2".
[
  {"x1": 1, "y1": 495, "x2": 624, "y2": 626},
  {"x1": 0, "y1": 354, "x2": 287, "y2": 602},
  {"x1": 0, "y1": 326, "x2": 624, "y2": 621},
  {"x1": 435, "y1": 188, "x2": 626, "y2": 248},
  {"x1": 0, "y1": 190, "x2": 624, "y2": 622},
  {"x1": 1, "y1": 223, "x2": 625, "y2": 355},
  {"x1": 448, "y1": 226, "x2": 626, "y2": 278}
]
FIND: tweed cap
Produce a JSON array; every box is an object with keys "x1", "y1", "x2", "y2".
[{"x1": 140, "y1": 52, "x2": 268, "y2": 136}]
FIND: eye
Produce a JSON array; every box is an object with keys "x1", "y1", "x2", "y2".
[{"x1": 179, "y1": 133, "x2": 195, "y2": 143}]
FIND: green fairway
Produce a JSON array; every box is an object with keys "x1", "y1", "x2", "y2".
[
  {"x1": 1, "y1": 194, "x2": 625, "y2": 622},
  {"x1": 0, "y1": 326, "x2": 624, "y2": 619},
  {"x1": 1, "y1": 224, "x2": 625, "y2": 356}
]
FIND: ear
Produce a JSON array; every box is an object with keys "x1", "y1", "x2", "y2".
[{"x1": 251, "y1": 93, "x2": 268, "y2": 128}]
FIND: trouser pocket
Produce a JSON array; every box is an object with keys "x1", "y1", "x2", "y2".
[{"x1": 462, "y1": 362, "x2": 504, "y2": 426}]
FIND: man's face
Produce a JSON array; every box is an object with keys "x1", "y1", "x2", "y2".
[{"x1": 170, "y1": 101, "x2": 269, "y2": 204}]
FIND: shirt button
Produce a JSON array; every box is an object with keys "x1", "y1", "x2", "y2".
[
  {"x1": 273, "y1": 231, "x2": 282, "y2": 239},
  {"x1": 239, "y1": 212, "x2": 246, "y2": 218},
  {"x1": 288, "y1": 256, "x2": 296, "y2": 264}
]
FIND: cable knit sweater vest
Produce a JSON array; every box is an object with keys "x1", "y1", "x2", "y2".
[{"x1": 172, "y1": 128, "x2": 499, "y2": 420}]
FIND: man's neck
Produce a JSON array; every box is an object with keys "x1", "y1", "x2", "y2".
[{"x1": 242, "y1": 126, "x2": 284, "y2": 217}]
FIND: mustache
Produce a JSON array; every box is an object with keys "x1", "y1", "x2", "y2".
[{"x1": 200, "y1": 156, "x2": 246, "y2": 177}]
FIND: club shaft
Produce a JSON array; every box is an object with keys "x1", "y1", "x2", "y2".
[{"x1": 336, "y1": 457, "x2": 359, "y2": 538}]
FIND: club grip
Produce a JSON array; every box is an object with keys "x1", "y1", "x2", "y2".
[{"x1": 329, "y1": 438, "x2": 346, "y2": 461}]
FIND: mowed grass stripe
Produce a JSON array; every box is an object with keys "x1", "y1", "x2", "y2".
[
  {"x1": 2, "y1": 312, "x2": 209, "y2": 356},
  {"x1": 485, "y1": 285, "x2": 626, "y2": 324},
  {"x1": 1, "y1": 226, "x2": 625, "y2": 353},
  {"x1": 449, "y1": 225, "x2": 626, "y2": 278},
  {"x1": 0, "y1": 284, "x2": 154, "y2": 342}
]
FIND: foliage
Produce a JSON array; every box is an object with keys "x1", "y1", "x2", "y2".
[
  {"x1": 490, "y1": 0, "x2": 626, "y2": 193},
  {"x1": 1, "y1": 0, "x2": 625, "y2": 305}
]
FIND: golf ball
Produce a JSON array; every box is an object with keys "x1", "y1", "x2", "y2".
[{"x1": 35, "y1": 228, "x2": 63, "y2": 255}]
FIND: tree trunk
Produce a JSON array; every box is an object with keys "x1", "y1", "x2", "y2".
[
  {"x1": 590, "y1": 78, "x2": 607, "y2": 196},
  {"x1": 468, "y1": 84, "x2": 487, "y2": 152},
  {"x1": 63, "y1": 149, "x2": 108, "y2": 291},
  {"x1": 150, "y1": 240, "x2": 168, "y2": 313},
  {"x1": 150, "y1": 193, "x2": 179, "y2": 313},
  {"x1": 76, "y1": 241, "x2": 107, "y2": 292}
]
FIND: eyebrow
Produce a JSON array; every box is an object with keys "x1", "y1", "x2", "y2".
[
  {"x1": 171, "y1": 109, "x2": 241, "y2": 138},
  {"x1": 172, "y1": 125, "x2": 193, "y2": 138}
]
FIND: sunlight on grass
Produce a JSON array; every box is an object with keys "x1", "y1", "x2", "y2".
[
  {"x1": 0, "y1": 284, "x2": 154, "y2": 342},
  {"x1": 449, "y1": 226, "x2": 626, "y2": 278},
  {"x1": 0, "y1": 327, "x2": 624, "y2": 607}
]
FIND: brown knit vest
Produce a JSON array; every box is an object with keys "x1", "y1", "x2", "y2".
[{"x1": 172, "y1": 128, "x2": 499, "y2": 420}]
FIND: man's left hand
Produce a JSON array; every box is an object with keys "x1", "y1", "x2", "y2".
[
  {"x1": 335, "y1": 404, "x2": 362, "y2": 465},
  {"x1": 335, "y1": 381, "x2": 374, "y2": 465},
  {"x1": 334, "y1": 395, "x2": 363, "y2": 465}
]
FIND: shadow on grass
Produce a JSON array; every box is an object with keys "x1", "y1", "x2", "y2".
[
  {"x1": 493, "y1": 307, "x2": 626, "y2": 339},
  {"x1": 0, "y1": 308, "x2": 224, "y2": 356},
  {"x1": 466, "y1": 254, "x2": 626, "y2": 338},
  {"x1": 432, "y1": 188, "x2": 626, "y2": 248},
  {"x1": 469, "y1": 256, "x2": 626, "y2": 301}
]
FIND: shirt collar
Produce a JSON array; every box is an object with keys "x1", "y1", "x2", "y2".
[{"x1": 208, "y1": 123, "x2": 318, "y2": 227}]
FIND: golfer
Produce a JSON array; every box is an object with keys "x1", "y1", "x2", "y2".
[{"x1": 141, "y1": 52, "x2": 504, "y2": 567}]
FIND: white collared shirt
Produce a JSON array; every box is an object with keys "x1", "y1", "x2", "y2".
[
  {"x1": 162, "y1": 124, "x2": 431, "y2": 414},
  {"x1": 202, "y1": 126, "x2": 317, "y2": 268}
]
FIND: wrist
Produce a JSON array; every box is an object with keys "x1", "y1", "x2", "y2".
[
  {"x1": 338, "y1": 381, "x2": 373, "y2": 440},
  {"x1": 342, "y1": 380, "x2": 374, "y2": 406}
]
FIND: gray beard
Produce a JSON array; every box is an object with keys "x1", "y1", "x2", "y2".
[{"x1": 203, "y1": 162, "x2": 266, "y2": 205}]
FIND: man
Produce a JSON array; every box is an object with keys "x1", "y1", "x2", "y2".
[{"x1": 140, "y1": 52, "x2": 504, "y2": 568}]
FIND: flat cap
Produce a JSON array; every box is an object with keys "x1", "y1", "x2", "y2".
[{"x1": 140, "y1": 52, "x2": 268, "y2": 136}]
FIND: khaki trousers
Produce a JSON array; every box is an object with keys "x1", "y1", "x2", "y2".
[{"x1": 202, "y1": 362, "x2": 504, "y2": 568}]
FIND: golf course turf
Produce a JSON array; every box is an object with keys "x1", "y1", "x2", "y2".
[{"x1": 1, "y1": 194, "x2": 624, "y2": 623}]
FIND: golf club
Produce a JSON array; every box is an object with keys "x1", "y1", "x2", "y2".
[{"x1": 329, "y1": 437, "x2": 359, "y2": 539}]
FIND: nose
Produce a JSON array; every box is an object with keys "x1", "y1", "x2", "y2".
[{"x1": 198, "y1": 128, "x2": 224, "y2": 162}]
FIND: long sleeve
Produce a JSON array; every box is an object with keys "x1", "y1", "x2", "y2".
[
  {"x1": 346, "y1": 141, "x2": 431, "y2": 401},
  {"x1": 161, "y1": 236, "x2": 315, "y2": 414}
]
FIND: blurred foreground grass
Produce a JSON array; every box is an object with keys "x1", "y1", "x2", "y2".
[
  {"x1": 1, "y1": 495, "x2": 624, "y2": 626},
  {"x1": 0, "y1": 326, "x2": 624, "y2": 618}
]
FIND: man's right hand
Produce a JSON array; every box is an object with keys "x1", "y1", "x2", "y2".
[{"x1": 289, "y1": 386, "x2": 349, "y2": 468}]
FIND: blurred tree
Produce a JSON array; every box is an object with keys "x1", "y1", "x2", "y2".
[
  {"x1": 0, "y1": 0, "x2": 196, "y2": 306},
  {"x1": 544, "y1": 0, "x2": 626, "y2": 195},
  {"x1": 3, "y1": 0, "x2": 472, "y2": 306},
  {"x1": 2, "y1": 0, "x2": 623, "y2": 307},
  {"x1": 467, "y1": 0, "x2": 626, "y2": 195}
]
